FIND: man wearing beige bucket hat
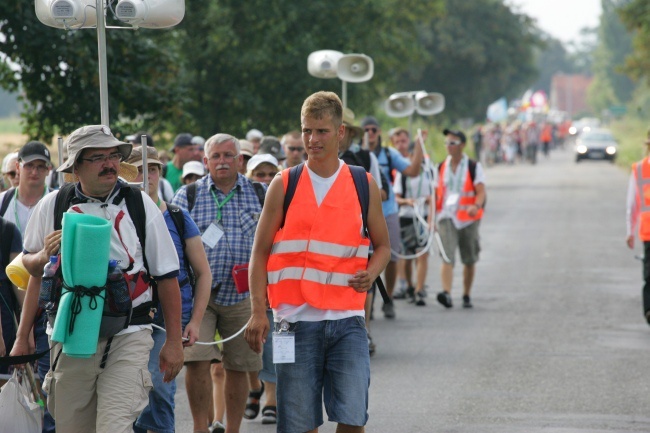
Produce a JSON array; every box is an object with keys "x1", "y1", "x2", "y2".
[{"x1": 11, "y1": 125, "x2": 185, "y2": 432}]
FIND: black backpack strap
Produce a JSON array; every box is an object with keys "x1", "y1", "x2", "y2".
[
  {"x1": 186, "y1": 182, "x2": 197, "y2": 213},
  {"x1": 252, "y1": 181, "x2": 266, "y2": 208},
  {"x1": 349, "y1": 165, "x2": 370, "y2": 237},
  {"x1": 165, "y1": 201, "x2": 194, "y2": 290},
  {"x1": 468, "y1": 158, "x2": 477, "y2": 183},
  {"x1": 281, "y1": 163, "x2": 304, "y2": 228},
  {"x1": 119, "y1": 186, "x2": 148, "y2": 274},
  {"x1": 0, "y1": 218, "x2": 14, "y2": 271},
  {"x1": 53, "y1": 183, "x2": 78, "y2": 231},
  {"x1": 0, "y1": 187, "x2": 15, "y2": 217}
]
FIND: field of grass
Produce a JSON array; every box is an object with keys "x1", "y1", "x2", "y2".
[{"x1": 609, "y1": 116, "x2": 648, "y2": 170}]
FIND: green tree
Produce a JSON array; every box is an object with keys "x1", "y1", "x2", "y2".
[
  {"x1": 399, "y1": 0, "x2": 541, "y2": 122},
  {"x1": 0, "y1": 1, "x2": 186, "y2": 141},
  {"x1": 619, "y1": 0, "x2": 650, "y2": 84}
]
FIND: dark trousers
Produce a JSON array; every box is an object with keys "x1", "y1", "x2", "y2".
[{"x1": 643, "y1": 242, "x2": 650, "y2": 320}]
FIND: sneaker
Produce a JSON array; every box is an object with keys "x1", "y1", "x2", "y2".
[
  {"x1": 463, "y1": 295, "x2": 473, "y2": 309},
  {"x1": 436, "y1": 291, "x2": 453, "y2": 309},
  {"x1": 209, "y1": 420, "x2": 226, "y2": 433},
  {"x1": 382, "y1": 302, "x2": 396, "y2": 319},
  {"x1": 393, "y1": 288, "x2": 408, "y2": 300},
  {"x1": 415, "y1": 292, "x2": 426, "y2": 306}
]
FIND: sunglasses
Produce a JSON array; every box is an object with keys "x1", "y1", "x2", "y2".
[
  {"x1": 364, "y1": 127, "x2": 378, "y2": 134},
  {"x1": 254, "y1": 171, "x2": 278, "y2": 178},
  {"x1": 5, "y1": 171, "x2": 16, "y2": 178},
  {"x1": 445, "y1": 139, "x2": 462, "y2": 146},
  {"x1": 288, "y1": 146, "x2": 304, "y2": 152}
]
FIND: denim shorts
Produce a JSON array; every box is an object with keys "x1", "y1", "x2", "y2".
[
  {"x1": 275, "y1": 316, "x2": 370, "y2": 433},
  {"x1": 259, "y1": 309, "x2": 276, "y2": 384}
]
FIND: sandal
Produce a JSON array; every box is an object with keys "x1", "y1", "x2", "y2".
[
  {"x1": 261, "y1": 405, "x2": 277, "y2": 424},
  {"x1": 243, "y1": 382, "x2": 264, "y2": 419}
]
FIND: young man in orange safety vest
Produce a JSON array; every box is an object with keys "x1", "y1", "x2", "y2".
[
  {"x1": 433, "y1": 129, "x2": 486, "y2": 309},
  {"x1": 245, "y1": 91, "x2": 390, "y2": 433},
  {"x1": 626, "y1": 132, "x2": 650, "y2": 324}
]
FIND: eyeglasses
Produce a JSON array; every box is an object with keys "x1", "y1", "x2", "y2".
[
  {"x1": 288, "y1": 147, "x2": 304, "y2": 153},
  {"x1": 445, "y1": 139, "x2": 462, "y2": 146},
  {"x1": 364, "y1": 127, "x2": 378, "y2": 134},
  {"x1": 208, "y1": 153, "x2": 238, "y2": 162},
  {"x1": 254, "y1": 171, "x2": 278, "y2": 179},
  {"x1": 20, "y1": 162, "x2": 51, "y2": 173},
  {"x1": 80, "y1": 152, "x2": 123, "y2": 164},
  {"x1": 5, "y1": 171, "x2": 16, "y2": 178}
]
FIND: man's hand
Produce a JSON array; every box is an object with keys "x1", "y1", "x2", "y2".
[
  {"x1": 159, "y1": 339, "x2": 184, "y2": 383},
  {"x1": 42, "y1": 230, "x2": 62, "y2": 259},
  {"x1": 0, "y1": 335, "x2": 5, "y2": 357},
  {"x1": 182, "y1": 321, "x2": 200, "y2": 347},
  {"x1": 245, "y1": 311, "x2": 270, "y2": 354},
  {"x1": 627, "y1": 235, "x2": 635, "y2": 249},
  {"x1": 9, "y1": 335, "x2": 36, "y2": 368},
  {"x1": 348, "y1": 270, "x2": 374, "y2": 293}
]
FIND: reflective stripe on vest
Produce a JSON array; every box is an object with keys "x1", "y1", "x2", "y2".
[
  {"x1": 267, "y1": 164, "x2": 370, "y2": 310},
  {"x1": 436, "y1": 159, "x2": 483, "y2": 222},
  {"x1": 634, "y1": 159, "x2": 650, "y2": 241}
]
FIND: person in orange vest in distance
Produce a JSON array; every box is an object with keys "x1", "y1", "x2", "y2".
[
  {"x1": 626, "y1": 130, "x2": 650, "y2": 324},
  {"x1": 433, "y1": 129, "x2": 486, "y2": 309},
  {"x1": 245, "y1": 91, "x2": 391, "y2": 433}
]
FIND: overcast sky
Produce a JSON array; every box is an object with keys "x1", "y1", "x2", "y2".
[{"x1": 508, "y1": 0, "x2": 602, "y2": 44}]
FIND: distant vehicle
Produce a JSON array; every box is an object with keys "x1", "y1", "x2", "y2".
[
  {"x1": 569, "y1": 117, "x2": 601, "y2": 136},
  {"x1": 575, "y1": 128, "x2": 617, "y2": 163}
]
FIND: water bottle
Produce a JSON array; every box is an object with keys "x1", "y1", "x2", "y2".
[
  {"x1": 39, "y1": 255, "x2": 60, "y2": 310},
  {"x1": 106, "y1": 260, "x2": 130, "y2": 313}
]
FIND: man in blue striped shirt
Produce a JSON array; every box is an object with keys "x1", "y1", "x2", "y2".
[{"x1": 173, "y1": 133, "x2": 263, "y2": 433}]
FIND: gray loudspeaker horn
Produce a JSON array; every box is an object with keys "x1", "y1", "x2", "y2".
[
  {"x1": 385, "y1": 92, "x2": 415, "y2": 118},
  {"x1": 307, "y1": 50, "x2": 344, "y2": 79},
  {"x1": 415, "y1": 91, "x2": 445, "y2": 116},
  {"x1": 115, "y1": 0, "x2": 185, "y2": 28},
  {"x1": 337, "y1": 54, "x2": 374, "y2": 83},
  {"x1": 35, "y1": 0, "x2": 98, "y2": 28}
]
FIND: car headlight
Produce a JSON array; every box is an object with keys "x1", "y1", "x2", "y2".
[
  {"x1": 569, "y1": 126, "x2": 577, "y2": 135},
  {"x1": 583, "y1": 126, "x2": 591, "y2": 133},
  {"x1": 577, "y1": 145, "x2": 588, "y2": 154},
  {"x1": 606, "y1": 146, "x2": 616, "y2": 155}
]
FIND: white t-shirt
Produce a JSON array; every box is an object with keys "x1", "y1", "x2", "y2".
[
  {"x1": 23, "y1": 183, "x2": 180, "y2": 334},
  {"x1": 273, "y1": 160, "x2": 365, "y2": 323},
  {"x1": 0, "y1": 188, "x2": 43, "y2": 238},
  {"x1": 433, "y1": 155, "x2": 486, "y2": 229},
  {"x1": 393, "y1": 168, "x2": 435, "y2": 219}
]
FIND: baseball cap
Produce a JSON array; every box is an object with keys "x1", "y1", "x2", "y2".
[
  {"x1": 18, "y1": 141, "x2": 52, "y2": 164},
  {"x1": 173, "y1": 133, "x2": 194, "y2": 149},
  {"x1": 239, "y1": 140, "x2": 255, "y2": 158},
  {"x1": 361, "y1": 116, "x2": 380, "y2": 128},
  {"x1": 246, "y1": 129, "x2": 264, "y2": 141},
  {"x1": 131, "y1": 132, "x2": 155, "y2": 147},
  {"x1": 57, "y1": 125, "x2": 132, "y2": 173},
  {"x1": 258, "y1": 136, "x2": 286, "y2": 161},
  {"x1": 247, "y1": 154, "x2": 278, "y2": 172},
  {"x1": 182, "y1": 161, "x2": 206, "y2": 179},
  {"x1": 126, "y1": 145, "x2": 163, "y2": 168},
  {"x1": 442, "y1": 128, "x2": 467, "y2": 143},
  {"x1": 191, "y1": 136, "x2": 206, "y2": 149}
]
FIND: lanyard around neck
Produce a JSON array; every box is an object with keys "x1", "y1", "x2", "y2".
[
  {"x1": 447, "y1": 156, "x2": 466, "y2": 193},
  {"x1": 14, "y1": 185, "x2": 47, "y2": 233},
  {"x1": 210, "y1": 187, "x2": 236, "y2": 222}
]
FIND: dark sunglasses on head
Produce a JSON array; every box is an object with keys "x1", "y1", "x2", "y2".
[
  {"x1": 445, "y1": 139, "x2": 462, "y2": 146},
  {"x1": 364, "y1": 127, "x2": 378, "y2": 134}
]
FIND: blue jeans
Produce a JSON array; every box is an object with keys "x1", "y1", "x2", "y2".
[
  {"x1": 134, "y1": 328, "x2": 176, "y2": 433},
  {"x1": 259, "y1": 309, "x2": 276, "y2": 384},
  {"x1": 275, "y1": 316, "x2": 370, "y2": 433},
  {"x1": 34, "y1": 311, "x2": 55, "y2": 433}
]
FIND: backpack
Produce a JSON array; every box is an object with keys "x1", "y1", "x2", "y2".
[
  {"x1": 0, "y1": 217, "x2": 15, "y2": 272},
  {"x1": 185, "y1": 179, "x2": 266, "y2": 213},
  {"x1": 340, "y1": 149, "x2": 391, "y2": 200},
  {"x1": 165, "y1": 202, "x2": 196, "y2": 294},
  {"x1": 0, "y1": 188, "x2": 15, "y2": 217}
]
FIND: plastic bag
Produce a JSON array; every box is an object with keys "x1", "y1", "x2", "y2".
[{"x1": 0, "y1": 370, "x2": 43, "y2": 433}]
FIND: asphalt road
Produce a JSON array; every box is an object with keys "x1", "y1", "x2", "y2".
[{"x1": 173, "y1": 147, "x2": 649, "y2": 432}]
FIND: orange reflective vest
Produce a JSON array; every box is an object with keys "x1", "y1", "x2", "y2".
[
  {"x1": 435, "y1": 158, "x2": 483, "y2": 222},
  {"x1": 633, "y1": 158, "x2": 650, "y2": 241},
  {"x1": 267, "y1": 164, "x2": 371, "y2": 310}
]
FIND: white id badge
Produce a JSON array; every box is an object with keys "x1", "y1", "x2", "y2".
[
  {"x1": 445, "y1": 193, "x2": 460, "y2": 207},
  {"x1": 273, "y1": 333, "x2": 295, "y2": 363},
  {"x1": 201, "y1": 223, "x2": 224, "y2": 249}
]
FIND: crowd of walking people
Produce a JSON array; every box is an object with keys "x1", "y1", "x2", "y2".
[{"x1": 0, "y1": 91, "x2": 488, "y2": 433}]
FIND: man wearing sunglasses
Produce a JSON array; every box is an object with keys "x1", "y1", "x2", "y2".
[
  {"x1": 360, "y1": 116, "x2": 425, "y2": 319},
  {"x1": 281, "y1": 131, "x2": 304, "y2": 168},
  {"x1": 433, "y1": 129, "x2": 486, "y2": 309},
  {"x1": 1, "y1": 152, "x2": 19, "y2": 191}
]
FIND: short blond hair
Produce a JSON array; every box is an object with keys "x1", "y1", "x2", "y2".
[{"x1": 301, "y1": 91, "x2": 342, "y2": 126}]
